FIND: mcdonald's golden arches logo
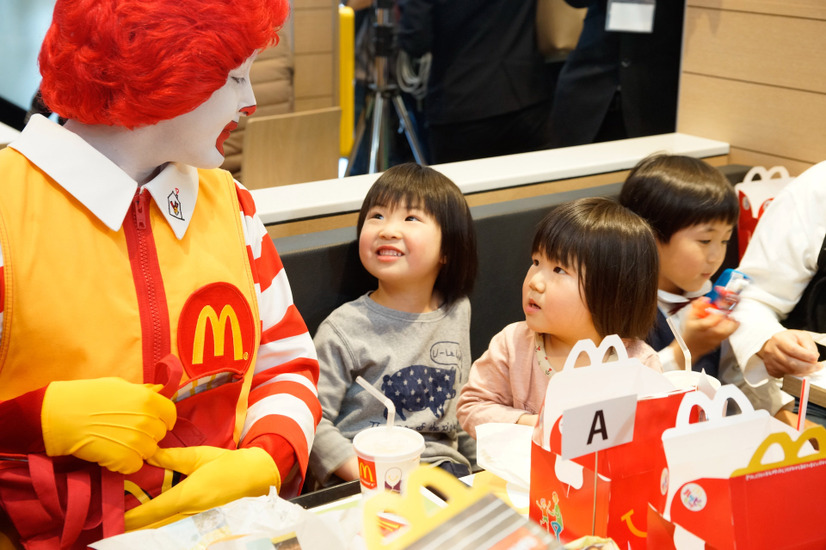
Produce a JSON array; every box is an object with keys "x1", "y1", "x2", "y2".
[
  {"x1": 193, "y1": 305, "x2": 244, "y2": 365},
  {"x1": 178, "y1": 282, "x2": 256, "y2": 378},
  {"x1": 359, "y1": 458, "x2": 377, "y2": 490}
]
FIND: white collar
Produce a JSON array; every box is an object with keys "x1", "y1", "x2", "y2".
[
  {"x1": 657, "y1": 280, "x2": 713, "y2": 314},
  {"x1": 9, "y1": 115, "x2": 198, "y2": 240}
]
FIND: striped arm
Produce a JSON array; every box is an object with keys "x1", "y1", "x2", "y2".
[{"x1": 235, "y1": 183, "x2": 321, "y2": 496}]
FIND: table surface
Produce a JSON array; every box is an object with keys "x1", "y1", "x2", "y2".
[
  {"x1": 783, "y1": 374, "x2": 826, "y2": 408},
  {"x1": 250, "y1": 132, "x2": 729, "y2": 225}
]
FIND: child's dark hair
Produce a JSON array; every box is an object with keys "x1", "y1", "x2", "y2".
[
  {"x1": 357, "y1": 163, "x2": 477, "y2": 305},
  {"x1": 619, "y1": 154, "x2": 738, "y2": 242},
  {"x1": 532, "y1": 197, "x2": 659, "y2": 340}
]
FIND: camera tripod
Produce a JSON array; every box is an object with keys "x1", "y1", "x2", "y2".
[{"x1": 345, "y1": 0, "x2": 426, "y2": 176}]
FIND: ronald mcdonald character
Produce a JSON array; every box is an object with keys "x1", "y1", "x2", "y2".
[{"x1": 0, "y1": 0, "x2": 322, "y2": 547}]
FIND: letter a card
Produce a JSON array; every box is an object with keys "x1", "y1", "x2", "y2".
[{"x1": 561, "y1": 394, "x2": 637, "y2": 459}]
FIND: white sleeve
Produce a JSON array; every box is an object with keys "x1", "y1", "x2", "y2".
[{"x1": 730, "y1": 161, "x2": 826, "y2": 384}]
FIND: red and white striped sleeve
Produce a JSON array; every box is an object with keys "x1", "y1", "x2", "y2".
[{"x1": 233, "y1": 182, "x2": 322, "y2": 496}]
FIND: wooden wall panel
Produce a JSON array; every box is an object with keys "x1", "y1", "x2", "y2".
[
  {"x1": 292, "y1": 0, "x2": 339, "y2": 111},
  {"x1": 295, "y1": 97, "x2": 337, "y2": 111},
  {"x1": 683, "y1": 7, "x2": 826, "y2": 93},
  {"x1": 679, "y1": 3, "x2": 826, "y2": 170},
  {"x1": 688, "y1": 0, "x2": 826, "y2": 20},
  {"x1": 294, "y1": 8, "x2": 334, "y2": 54},
  {"x1": 243, "y1": 107, "x2": 341, "y2": 189},
  {"x1": 728, "y1": 148, "x2": 813, "y2": 176},
  {"x1": 294, "y1": 0, "x2": 333, "y2": 7},
  {"x1": 294, "y1": 53, "x2": 335, "y2": 102},
  {"x1": 679, "y1": 74, "x2": 826, "y2": 165}
]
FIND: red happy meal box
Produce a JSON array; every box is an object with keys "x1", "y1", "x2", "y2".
[
  {"x1": 649, "y1": 385, "x2": 826, "y2": 549},
  {"x1": 734, "y1": 166, "x2": 792, "y2": 261},
  {"x1": 528, "y1": 336, "x2": 691, "y2": 549}
]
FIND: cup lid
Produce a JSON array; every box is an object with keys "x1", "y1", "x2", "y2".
[{"x1": 353, "y1": 426, "x2": 425, "y2": 462}]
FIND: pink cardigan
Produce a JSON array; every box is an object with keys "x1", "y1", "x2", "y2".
[{"x1": 457, "y1": 322, "x2": 661, "y2": 438}]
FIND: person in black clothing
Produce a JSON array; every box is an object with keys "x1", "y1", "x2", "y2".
[
  {"x1": 550, "y1": 0, "x2": 685, "y2": 147},
  {"x1": 397, "y1": 0, "x2": 553, "y2": 164}
]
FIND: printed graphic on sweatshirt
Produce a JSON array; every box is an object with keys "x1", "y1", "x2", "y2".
[
  {"x1": 430, "y1": 341, "x2": 462, "y2": 366},
  {"x1": 381, "y1": 364, "x2": 457, "y2": 421}
]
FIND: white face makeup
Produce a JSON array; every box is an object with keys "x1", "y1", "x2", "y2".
[{"x1": 154, "y1": 53, "x2": 258, "y2": 169}]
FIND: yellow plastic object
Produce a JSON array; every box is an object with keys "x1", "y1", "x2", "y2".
[
  {"x1": 362, "y1": 466, "x2": 492, "y2": 549},
  {"x1": 468, "y1": 470, "x2": 530, "y2": 515},
  {"x1": 339, "y1": 5, "x2": 355, "y2": 157}
]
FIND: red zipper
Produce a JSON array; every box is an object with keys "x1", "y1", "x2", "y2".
[{"x1": 123, "y1": 189, "x2": 171, "y2": 382}]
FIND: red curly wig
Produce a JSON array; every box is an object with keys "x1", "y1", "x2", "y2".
[{"x1": 38, "y1": 0, "x2": 289, "y2": 129}]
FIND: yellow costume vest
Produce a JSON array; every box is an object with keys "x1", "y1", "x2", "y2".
[{"x1": 0, "y1": 147, "x2": 261, "y2": 444}]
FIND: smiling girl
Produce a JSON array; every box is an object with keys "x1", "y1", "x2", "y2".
[
  {"x1": 457, "y1": 197, "x2": 661, "y2": 438},
  {"x1": 309, "y1": 163, "x2": 478, "y2": 486}
]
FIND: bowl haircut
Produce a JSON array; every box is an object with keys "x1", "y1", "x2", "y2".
[
  {"x1": 357, "y1": 163, "x2": 478, "y2": 306},
  {"x1": 531, "y1": 197, "x2": 659, "y2": 340},
  {"x1": 619, "y1": 153, "x2": 739, "y2": 243}
]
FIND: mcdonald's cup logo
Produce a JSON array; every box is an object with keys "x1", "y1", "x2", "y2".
[
  {"x1": 178, "y1": 282, "x2": 256, "y2": 378},
  {"x1": 358, "y1": 458, "x2": 377, "y2": 490}
]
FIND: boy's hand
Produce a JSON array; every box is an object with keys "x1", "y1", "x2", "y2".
[
  {"x1": 758, "y1": 329, "x2": 821, "y2": 378},
  {"x1": 681, "y1": 298, "x2": 739, "y2": 359}
]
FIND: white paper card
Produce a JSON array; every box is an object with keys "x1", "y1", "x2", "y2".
[
  {"x1": 476, "y1": 423, "x2": 533, "y2": 489},
  {"x1": 606, "y1": 0, "x2": 655, "y2": 33},
  {"x1": 561, "y1": 393, "x2": 637, "y2": 459}
]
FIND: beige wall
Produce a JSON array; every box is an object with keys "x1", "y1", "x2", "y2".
[
  {"x1": 678, "y1": 0, "x2": 826, "y2": 175},
  {"x1": 292, "y1": 0, "x2": 340, "y2": 111}
]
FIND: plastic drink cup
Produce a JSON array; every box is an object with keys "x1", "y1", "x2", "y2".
[{"x1": 352, "y1": 425, "x2": 425, "y2": 498}]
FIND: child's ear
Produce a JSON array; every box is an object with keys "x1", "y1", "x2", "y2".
[{"x1": 440, "y1": 255, "x2": 447, "y2": 265}]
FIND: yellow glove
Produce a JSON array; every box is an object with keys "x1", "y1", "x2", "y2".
[
  {"x1": 124, "y1": 446, "x2": 281, "y2": 531},
  {"x1": 41, "y1": 377, "x2": 176, "y2": 475}
]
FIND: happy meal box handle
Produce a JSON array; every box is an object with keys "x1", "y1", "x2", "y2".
[
  {"x1": 765, "y1": 165, "x2": 791, "y2": 180},
  {"x1": 674, "y1": 384, "x2": 754, "y2": 427},
  {"x1": 362, "y1": 465, "x2": 486, "y2": 549},
  {"x1": 731, "y1": 426, "x2": 826, "y2": 476},
  {"x1": 561, "y1": 334, "x2": 627, "y2": 372},
  {"x1": 741, "y1": 166, "x2": 769, "y2": 183}
]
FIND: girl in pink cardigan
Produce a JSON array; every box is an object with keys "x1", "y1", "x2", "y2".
[{"x1": 457, "y1": 197, "x2": 662, "y2": 438}]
